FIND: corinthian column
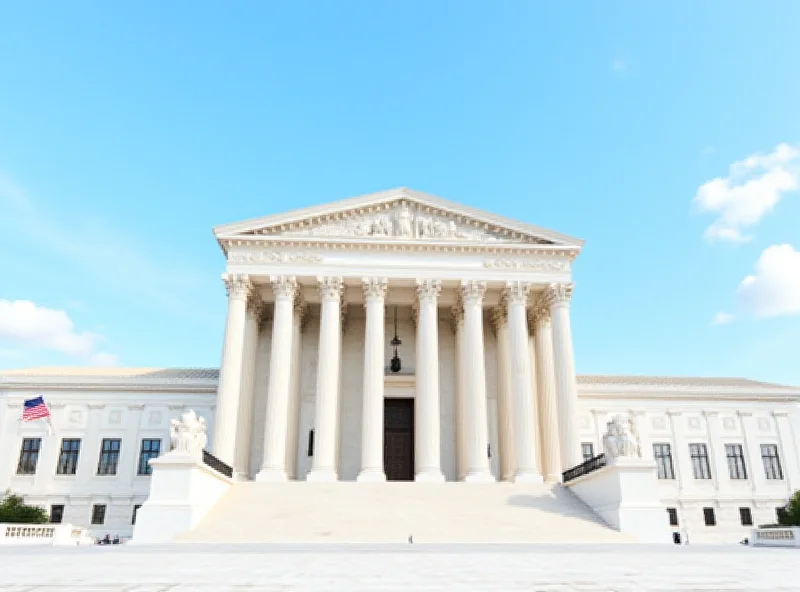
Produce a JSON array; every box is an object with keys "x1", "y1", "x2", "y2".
[
  {"x1": 505, "y1": 281, "x2": 542, "y2": 483},
  {"x1": 256, "y1": 276, "x2": 298, "y2": 482},
  {"x1": 451, "y1": 302, "x2": 467, "y2": 480},
  {"x1": 212, "y1": 274, "x2": 252, "y2": 466},
  {"x1": 415, "y1": 279, "x2": 445, "y2": 482},
  {"x1": 460, "y1": 280, "x2": 495, "y2": 483},
  {"x1": 358, "y1": 277, "x2": 388, "y2": 482},
  {"x1": 491, "y1": 304, "x2": 515, "y2": 481},
  {"x1": 533, "y1": 304, "x2": 561, "y2": 481},
  {"x1": 307, "y1": 276, "x2": 344, "y2": 482},
  {"x1": 233, "y1": 296, "x2": 263, "y2": 480},
  {"x1": 545, "y1": 283, "x2": 581, "y2": 469}
]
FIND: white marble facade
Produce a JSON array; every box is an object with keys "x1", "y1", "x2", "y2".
[
  {"x1": 212, "y1": 188, "x2": 585, "y2": 485},
  {"x1": 1, "y1": 188, "x2": 800, "y2": 544}
]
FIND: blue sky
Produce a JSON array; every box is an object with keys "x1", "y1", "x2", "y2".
[{"x1": 1, "y1": 1, "x2": 799, "y2": 384}]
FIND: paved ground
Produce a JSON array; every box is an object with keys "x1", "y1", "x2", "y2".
[{"x1": 0, "y1": 544, "x2": 796, "y2": 591}]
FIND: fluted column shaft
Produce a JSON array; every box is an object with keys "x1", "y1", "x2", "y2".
[
  {"x1": 284, "y1": 300, "x2": 305, "y2": 479},
  {"x1": 452, "y1": 304, "x2": 468, "y2": 481},
  {"x1": 233, "y1": 298, "x2": 261, "y2": 479},
  {"x1": 492, "y1": 307, "x2": 515, "y2": 481},
  {"x1": 506, "y1": 282, "x2": 542, "y2": 482},
  {"x1": 546, "y1": 283, "x2": 581, "y2": 469},
  {"x1": 358, "y1": 277, "x2": 388, "y2": 482},
  {"x1": 256, "y1": 276, "x2": 298, "y2": 482},
  {"x1": 534, "y1": 307, "x2": 561, "y2": 481},
  {"x1": 415, "y1": 279, "x2": 445, "y2": 481},
  {"x1": 461, "y1": 281, "x2": 495, "y2": 483},
  {"x1": 307, "y1": 276, "x2": 344, "y2": 482},
  {"x1": 212, "y1": 274, "x2": 252, "y2": 465}
]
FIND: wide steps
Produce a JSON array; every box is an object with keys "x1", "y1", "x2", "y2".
[{"x1": 178, "y1": 482, "x2": 631, "y2": 543}]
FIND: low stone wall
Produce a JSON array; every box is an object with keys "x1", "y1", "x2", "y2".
[
  {"x1": 0, "y1": 523, "x2": 92, "y2": 546},
  {"x1": 749, "y1": 527, "x2": 800, "y2": 548}
]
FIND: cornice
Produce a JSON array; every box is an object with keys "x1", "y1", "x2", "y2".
[
  {"x1": 578, "y1": 383, "x2": 800, "y2": 403},
  {"x1": 220, "y1": 236, "x2": 580, "y2": 260}
]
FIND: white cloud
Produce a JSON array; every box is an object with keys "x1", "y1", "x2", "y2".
[
  {"x1": 692, "y1": 143, "x2": 800, "y2": 242},
  {"x1": 735, "y1": 244, "x2": 800, "y2": 318},
  {"x1": 0, "y1": 299, "x2": 118, "y2": 365},
  {"x1": 711, "y1": 312, "x2": 734, "y2": 325}
]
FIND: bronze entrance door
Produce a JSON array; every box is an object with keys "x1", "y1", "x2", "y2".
[{"x1": 383, "y1": 398, "x2": 414, "y2": 481}]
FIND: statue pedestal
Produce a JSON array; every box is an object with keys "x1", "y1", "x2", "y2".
[
  {"x1": 130, "y1": 452, "x2": 231, "y2": 544},
  {"x1": 566, "y1": 458, "x2": 671, "y2": 543}
]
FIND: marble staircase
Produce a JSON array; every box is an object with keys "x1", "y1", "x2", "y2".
[{"x1": 177, "y1": 482, "x2": 631, "y2": 543}]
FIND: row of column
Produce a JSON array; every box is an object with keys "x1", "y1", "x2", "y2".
[{"x1": 212, "y1": 274, "x2": 583, "y2": 482}]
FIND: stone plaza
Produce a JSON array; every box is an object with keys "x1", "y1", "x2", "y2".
[{"x1": 0, "y1": 544, "x2": 797, "y2": 591}]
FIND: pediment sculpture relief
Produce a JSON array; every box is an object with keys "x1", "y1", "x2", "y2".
[{"x1": 270, "y1": 202, "x2": 535, "y2": 242}]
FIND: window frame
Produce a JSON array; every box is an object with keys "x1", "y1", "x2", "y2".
[
  {"x1": 16, "y1": 437, "x2": 42, "y2": 475},
  {"x1": 666, "y1": 507, "x2": 679, "y2": 527},
  {"x1": 137, "y1": 439, "x2": 161, "y2": 476},
  {"x1": 56, "y1": 438, "x2": 81, "y2": 475},
  {"x1": 703, "y1": 507, "x2": 716, "y2": 526},
  {"x1": 97, "y1": 438, "x2": 122, "y2": 475},
  {"x1": 725, "y1": 443, "x2": 747, "y2": 480},
  {"x1": 49, "y1": 504, "x2": 64, "y2": 524},
  {"x1": 739, "y1": 507, "x2": 753, "y2": 527},
  {"x1": 90, "y1": 504, "x2": 106, "y2": 525},
  {"x1": 761, "y1": 444, "x2": 783, "y2": 480},
  {"x1": 653, "y1": 443, "x2": 675, "y2": 480},
  {"x1": 689, "y1": 443, "x2": 712, "y2": 480}
]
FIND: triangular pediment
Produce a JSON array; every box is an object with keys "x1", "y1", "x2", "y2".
[{"x1": 213, "y1": 187, "x2": 583, "y2": 247}]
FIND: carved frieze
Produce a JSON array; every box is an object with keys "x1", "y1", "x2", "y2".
[
  {"x1": 483, "y1": 258, "x2": 570, "y2": 272},
  {"x1": 229, "y1": 251, "x2": 323, "y2": 265}
]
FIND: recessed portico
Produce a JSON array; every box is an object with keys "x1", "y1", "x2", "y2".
[{"x1": 211, "y1": 188, "x2": 584, "y2": 483}]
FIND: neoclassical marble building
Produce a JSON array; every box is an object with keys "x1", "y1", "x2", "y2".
[
  {"x1": 2, "y1": 188, "x2": 799, "y2": 543},
  {"x1": 211, "y1": 187, "x2": 584, "y2": 485}
]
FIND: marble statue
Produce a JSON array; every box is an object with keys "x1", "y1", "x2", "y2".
[
  {"x1": 169, "y1": 410, "x2": 208, "y2": 461},
  {"x1": 602, "y1": 415, "x2": 640, "y2": 460}
]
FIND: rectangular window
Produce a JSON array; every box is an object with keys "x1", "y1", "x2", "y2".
[
  {"x1": 91, "y1": 504, "x2": 106, "y2": 525},
  {"x1": 761, "y1": 444, "x2": 783, "y2": 480},
  {"x1": 16, "y1": 438, "x2": 42, "y2": 475},
  {"x1": 97, "y1": 438, "x2": 121, "y2": 475},
  {"x1": 137, "y1": 439, "x2": 161, "y2": 475},
  {"x1": 49, "y1": 504, "x2": 64, "y2": 524},
  {"x1": 653, "y1": 443, "x2": 675, "y2": 480},
  {"x1": 689, "y1": 443, "x2": 712, "y2": 479},
  {"x1": 666, "y1": 507, "x2": 679, "y2": 526},
  {"x1": 307, "y1": 429, "x2": 314, "y2": 457},
  {"x1": 725, "y1": 444, "x2": 747, "y2": 480},
  {"x1": 56, "y1": 439, "x2": 81, "y2": 475},
  {"x1": 132, "y1": 504, "x2": 142, "y2": 525},
  {"x1": 703, "y1": 507, "x2": 716, "y2": 526},
  {"x1": 739, "y1": 507, "x2": 753, "y2": 526},
  {"x1": 581, "y1": 443, "x2": 594, "y2": 461}
]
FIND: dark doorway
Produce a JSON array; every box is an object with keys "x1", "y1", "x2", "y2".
[{"x1": 384, "y1": 398, "x2": 414, "y2": 481}]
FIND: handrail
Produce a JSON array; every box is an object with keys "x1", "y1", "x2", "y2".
[
  {"x1": 202, "y1": 449, "x2": 233, "y2": 478},
  {"x1": 562, "y1": 453, "x2": 606, "y2": 483}
]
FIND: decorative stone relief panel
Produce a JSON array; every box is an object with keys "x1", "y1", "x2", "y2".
[
  {"x1": 757, "y1": 418, "x2": 771, "y2": 432},
  {"x1": 259, "y1": 201, "x2": 549, "y2": 244},
  {"x1": 651, "y1": 416, "x2": 667, "y2": 431},
  {"x1": 722, "y1": 417, "x2": 736, "y2": 431},
  {"x1": 688, "y1": 417, "x2": 701, "y2": 431}
]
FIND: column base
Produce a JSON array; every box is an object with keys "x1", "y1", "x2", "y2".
[
  {"x1": 356, "y1": 469, "x2": 386, "y2": 482},
  {"x1": 464, "y1": 471, "x2": 496, "y2": 484},
  {"x1": 233, "y1": 472, "x2": 251, "y2": 482},
  {"x1": 254, "y1": 468, "x2": 288, "y2": 483},
  {"x1": 415, "y1": 469, "x2": 445, "y2": 483},
  {"x1": 306, "y1": 469, "x2": 338, "y2": 482},
  {"x1": 513, "y1": 471, "x2": 544, "y2": 484}
]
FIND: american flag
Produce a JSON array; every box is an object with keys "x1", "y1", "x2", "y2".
[{"x1": 22, "y1": 396, "x2": 51, "y2": 421}]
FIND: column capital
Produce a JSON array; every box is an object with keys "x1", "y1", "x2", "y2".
[
  {"x1": 490, "y1": 306, "x2": 507, "y2": 333},
  {"x1": 223, "y1": 274, "x2": 253, "y2": 301},
  {"x1": 503, "y1": 281, "x2": 532, "y2": 305},
  {"x1": 317, "y1": 276, "x2": 344, "y2": 301},
  {"x1": 450, "y1": 302, "x2": 464, "y2": 332},
  {"x1": 270, "y1": 275, "x2": 298, "y2": 302},
  {"x1": 736, "y1": 410, "x2": 753, "y2": 417},
  {"x1": 771, "y1": 411, "x2": 789, "y2": 418},
  {"x1": 293, "y1": 298, "x2": 308, "y2": 327},
  {"x1": 544, "y1": 283, "x2": 574, "y2": 308},
  {"x1": 459, "y1": 280, "x2": 486, "y2": 305},
  {"x1": 247, "y1": 296, "x2": 266, "y2": 323},
  {"x1": 416, "y1": 279, "x2": 442, "y2": 302},
  {"x1": 531, "y1": 304, "x2": 551, "y2": 328},
  {"x1": 362, "y1": 277, "x2": 388, "y2": 303}
]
